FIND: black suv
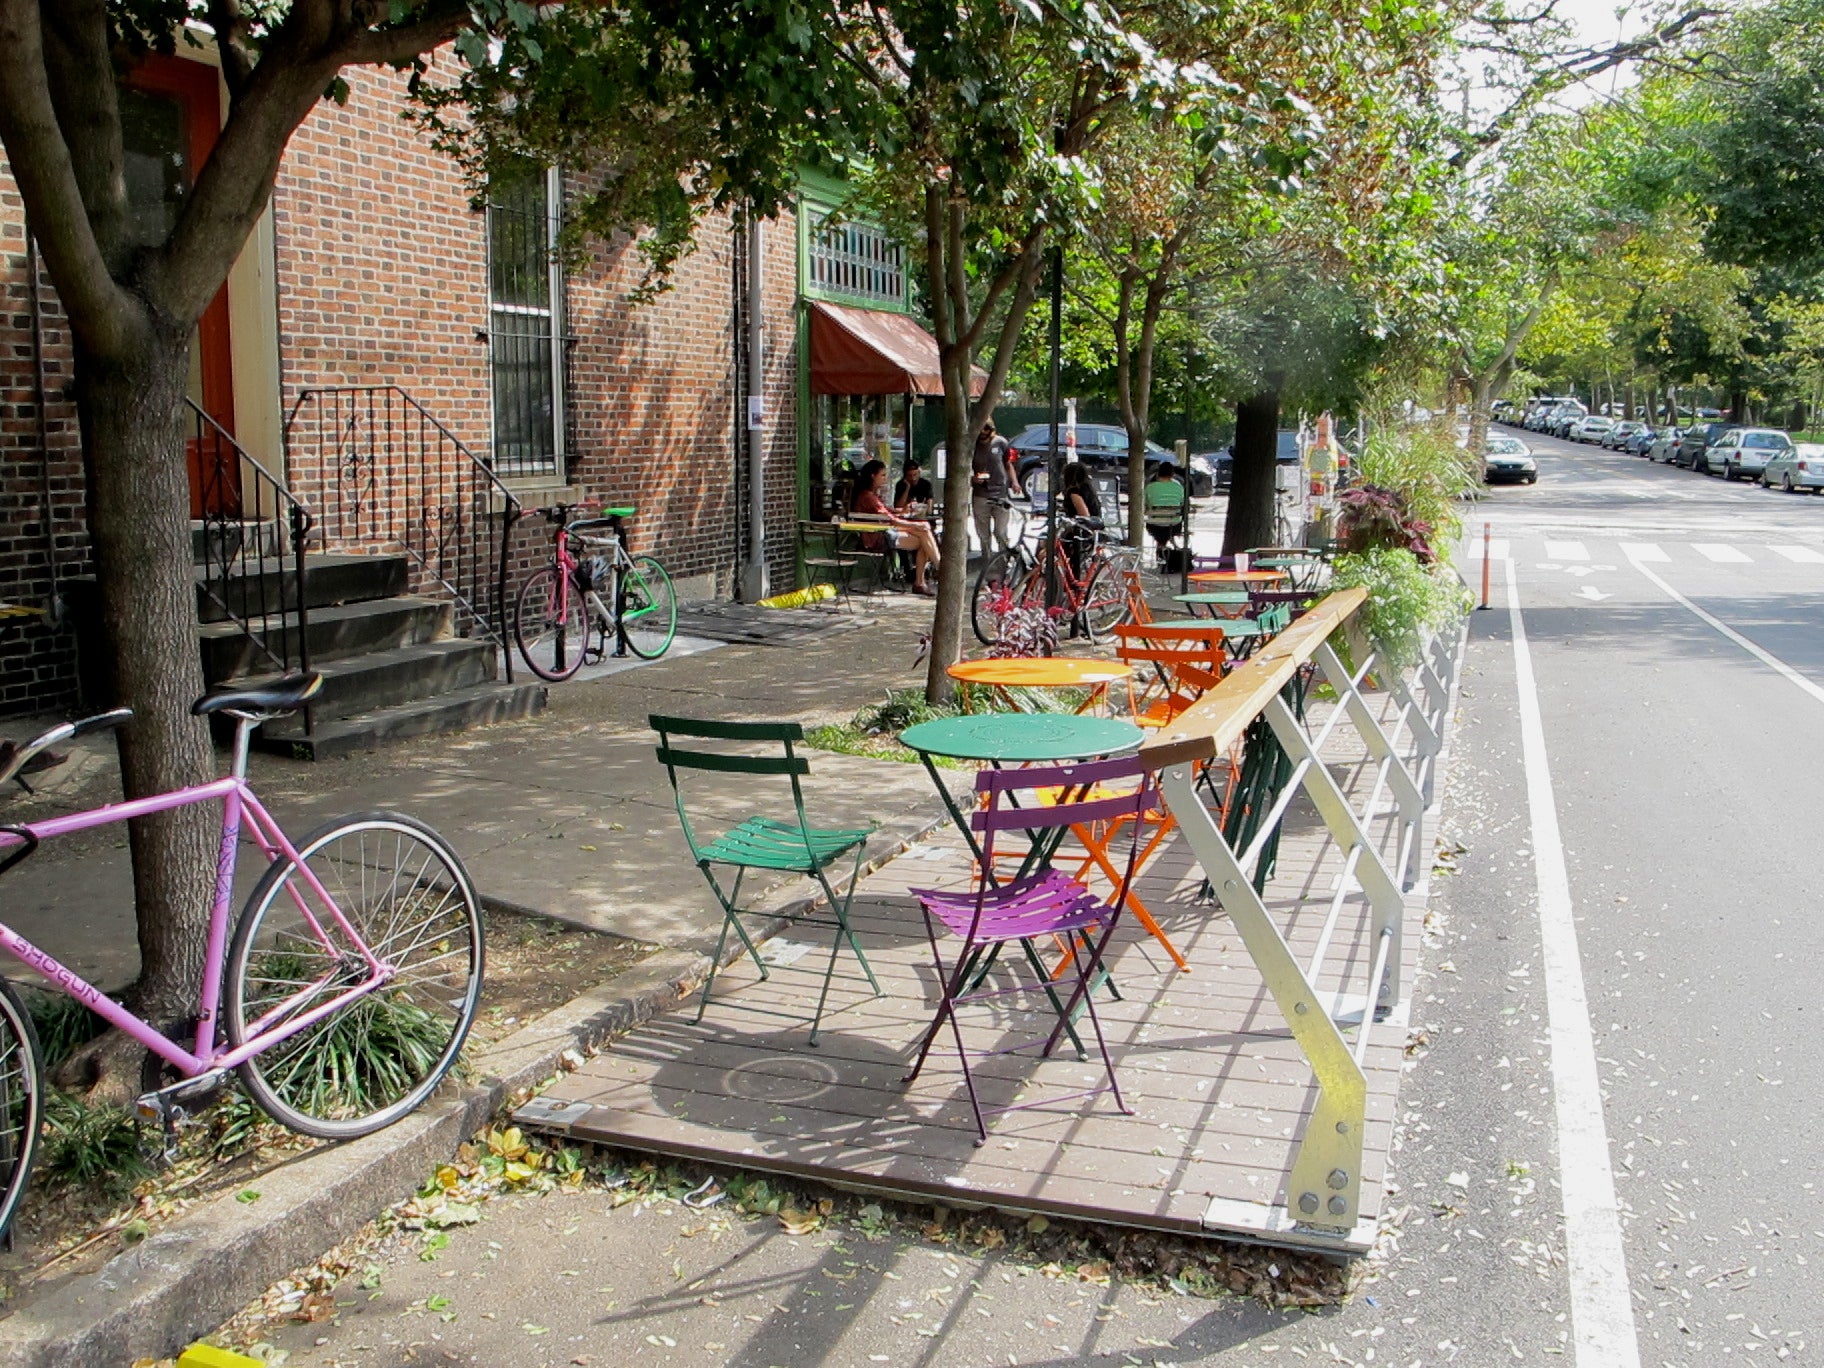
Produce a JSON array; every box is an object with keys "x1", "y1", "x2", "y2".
[
  {"x1": 1006, "y1": 423, "x2": 1214, "y2": 495},
  {"x1": 1673, "y1": 421, "x2": 1734, "y2": 470}
]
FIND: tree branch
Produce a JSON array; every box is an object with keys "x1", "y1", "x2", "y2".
[
  {"x1": 0, "y1": 0, "x2": 136, "y2": 352},
  {"x1": 208, "y1": 0, "x2": 257, "y2": 96}
]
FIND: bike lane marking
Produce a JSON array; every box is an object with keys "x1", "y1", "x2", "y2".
[
  {"x1": 1504, "y1": 557, "x2": 1642, "y2": 1368},
  {"x1": 1624, "y1": 548, "x2": 1824, "y2": 708}
]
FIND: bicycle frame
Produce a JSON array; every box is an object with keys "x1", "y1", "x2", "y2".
[
  {"x1": 548, "y1": 513, "x2": 638, "y2": 660},
  {"x1": 0, "y1": 721, "x2": 392, "y2": 1078}
]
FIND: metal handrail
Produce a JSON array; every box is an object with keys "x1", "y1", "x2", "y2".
[
  {"x1": 282, "y1": 386, "x2": 523, "y2": 679},
  {"x1": 190, "y1": 399, "x2": 315, "y2": 690}
]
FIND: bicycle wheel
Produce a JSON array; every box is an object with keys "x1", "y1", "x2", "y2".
[
  {"x1": 226, "y1": 812, "x2": 484, "y2": 1140},
  {"x1": 0, "y1": 979, "x2": 42, "y2": 1243},
  {"x1": 1080, "y1": 557, "x2": 1132, "y2": 641},
  {"x1": 620, "y1": 554, "x2": 678, "y2": 659},
  {"x1": 971, "y1": 550, "x2": 1025, "y2": 645},
  {"x1": 514, "y1": 566, "x2": 591, "y2": 681}
]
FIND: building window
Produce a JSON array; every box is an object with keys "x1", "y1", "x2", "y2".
[
  {"x1": 807, "y1": 214, "x2": 906, "y2": 308},
  {"x1": 487, "y1": 160, "x2": 565, "y2": 479}
]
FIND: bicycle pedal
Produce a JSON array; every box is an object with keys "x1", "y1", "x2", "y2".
[{"x1": 135, "y1": 1067, "x2": 234, "y2": 1121}]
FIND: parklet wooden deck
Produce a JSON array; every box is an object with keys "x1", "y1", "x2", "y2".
[{"x1": 515, "y1": 697, "x2": 1428, "y2": 1256}]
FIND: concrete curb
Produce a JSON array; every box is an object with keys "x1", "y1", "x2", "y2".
[{"x1": 0, "y1": 807, "x2": 952, "y2": 1367}]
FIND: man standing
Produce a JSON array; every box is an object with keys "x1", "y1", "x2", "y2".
[{"x1": 971, "y1": 421, "x2": 1023, "y2": 555}]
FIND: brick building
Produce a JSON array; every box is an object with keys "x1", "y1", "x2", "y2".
[{"x1": 0, "y1": 43, "x2": 936, "y2": 733}]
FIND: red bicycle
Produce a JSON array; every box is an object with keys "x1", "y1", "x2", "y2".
[
  {"x1": 970, "y1": 515, "x2": 1134, "y2": 646},
  {"x1": 514, "y1": 505, "x2": 678, "y2": 680}
]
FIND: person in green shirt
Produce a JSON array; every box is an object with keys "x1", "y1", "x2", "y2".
[{"x1": 1142, "y1": 466, "x2": 1188, "y2": 568}]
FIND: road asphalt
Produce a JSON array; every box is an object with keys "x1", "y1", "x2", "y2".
[{"x1": 229, "y1": 429, "x2": 1823, "y2": 1368}]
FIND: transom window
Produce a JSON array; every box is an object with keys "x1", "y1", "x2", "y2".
[
  {"x1": 808, "y1": 215, "x2": 906, "y2": 307},
  {"x1": 487, "y1": 159, "x2": 565, "y2": 479}
]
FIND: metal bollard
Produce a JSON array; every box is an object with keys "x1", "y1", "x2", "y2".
[{"x1": 1478, "y1": 522, "x2": 1491, "y2": 610}]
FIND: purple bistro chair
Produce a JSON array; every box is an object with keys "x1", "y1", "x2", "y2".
[{"x1": 905, "y1": 755, "x2": 1162, "y2": 1145}]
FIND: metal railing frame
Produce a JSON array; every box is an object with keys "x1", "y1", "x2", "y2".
[
  {"x1": 1143, "y1": 595, "x2": 1465, "y2": 1238},
  {"x1": 283, "y1": 386, "x2": 522, "y2": 680},
  {"x1": 189, "y1": 399, "x2": 315, "y2": 693}
]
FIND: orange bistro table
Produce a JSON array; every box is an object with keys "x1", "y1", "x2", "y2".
[
  {"x1": 1186, "y1": 568, "x2": 1290, "y2": 589},
  {"x1": 946, "y1": 657, "x2": 1134, "y2": 714}
]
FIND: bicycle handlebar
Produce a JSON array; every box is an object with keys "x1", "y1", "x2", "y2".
[{"x1": 0, "y1": 707, "x2": 131, "y2": 791}]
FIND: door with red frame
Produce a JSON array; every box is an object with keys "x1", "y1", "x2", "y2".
[{"x1": 120, "y1": 55, "x2": 239, "y2": 518}]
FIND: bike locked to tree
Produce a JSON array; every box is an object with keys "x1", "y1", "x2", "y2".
[
  {"x1": 970, "y1": 514, "x2": 1136, "y2": 646},
  {"x1": 514, "y1": 504, "x2": 679, "y2": 681},
  {"x1": 0, "y1": 675, "x2": 485, "y2": 1240}
]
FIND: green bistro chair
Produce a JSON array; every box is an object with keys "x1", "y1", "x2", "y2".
[{"x1": 651, "y1": 715, "x2": 883, "y2": 1044}]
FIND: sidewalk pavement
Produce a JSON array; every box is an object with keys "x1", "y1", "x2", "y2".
[{"x1": 0, "y1": 594, "x2": 961, "y2": 993}]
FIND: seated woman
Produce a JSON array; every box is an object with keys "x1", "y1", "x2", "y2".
[
  {"x1": 1058, "y1": 461, "x2": 1103, "y2": 578},
  {"x1": 852, "y1": 459, "x2": 941, "y2": 596}
]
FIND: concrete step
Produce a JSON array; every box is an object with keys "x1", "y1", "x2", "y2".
[
  {"x1": 255, "y1": 680, "x2": 547, "y2": 760},
  {"x1": 252, "y1": 639, "x2": 499, "y2": 732},
  {"x1": 194, "y1": 553, "x2": 411, "y2": 623},
  {"x1": 199, "y1": 596, "x2": 451, "y2": 683}
]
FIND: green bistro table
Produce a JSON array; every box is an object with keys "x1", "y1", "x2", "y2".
[
  {"x1": 898, "y1": 711, "x2": 1144, "y2": 1050},
  {"x1": 1171, "y1": 590, "x2": 1254, "y2": 619},
  {"x1": 899, "y1": 712, "x2": 1144, "y2": 880},
  {"x1": 1145, "y1": 616, "x2": 1273, "y2": 658}
]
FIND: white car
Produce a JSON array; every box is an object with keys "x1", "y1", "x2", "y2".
[
  {"x1": 1484, "y1": 435, "x2": 1537, "y2": 484},
  {"x1": 1704, "y1": 427, "x2": 1792, "y2": 480},
  {"x1": 1758, "y1": 442, "x2": 1824, "y2": 493},
  {"x1": 1569, "y1": 415, "x2": 1614, "y2": 443}
]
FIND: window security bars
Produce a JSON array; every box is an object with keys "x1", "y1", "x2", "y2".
[
  {"x1": 1140, "y1": 591, "x2": 1465, "y2": 1240},
  {"x1": 807, "y1": 214, "x2": 906, "y2": 308},
  {"x1": 487, "y1": 162, "x2": 565, "y2": 479}
]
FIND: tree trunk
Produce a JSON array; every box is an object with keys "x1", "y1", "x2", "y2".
[
  {"x1": 1468, "y1": 374, "x2": 1494, "y2": 478},
  {"x1": 78, "y1": 326, "x2": 217, "y2": 1031},
  {"x1": 1223, "y1": 388, "x2": 1279, "y2": 554}
]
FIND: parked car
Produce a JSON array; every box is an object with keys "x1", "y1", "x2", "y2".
[
  {"x1": 1604, "y1": 420, "x2": 1647, "y2": 450},
  {"x1": 934, "y1": 424, "x2": 1214, "y2": 496},
  {"x1": 1200, "y1": 431, "x2": 1304, "y2": 491},
  {"x1": 1760, "y1": 442, "x2": 1824, "y2": 493},
  {"x1": 1704, "y1": 427, "x2": 1793, "y2": 480},
  {"x1": 1647, "y1": 427, "x2": 1685, "y2": 462},
  {"x1": 1569, "y1": 415, "x2": 1615, "y2": 443},
  {"x1": 1673, "y1": 421, "x2": 1734, "y2": 470},
  {"x1": 1550, "y1": 407, "x2": 1588, "y2": 438},
  {"x1": 1484, "y1": 435, "x2": 1538, "y2": 484},
  {"x1": 1623, "y1": 425, "x2": 1659, "y2": 455}
]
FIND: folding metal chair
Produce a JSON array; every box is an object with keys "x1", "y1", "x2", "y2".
[
  {"x1": 651, "y1": 715, "x2": 882, "y2": 1044},
  {"x1": 906, "y1": 756, "x2": 1161, "y2": 1143}
]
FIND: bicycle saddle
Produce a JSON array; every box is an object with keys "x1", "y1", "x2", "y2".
[{"x1": 192, "y1": 672, "x2": 323, "y2": 717}]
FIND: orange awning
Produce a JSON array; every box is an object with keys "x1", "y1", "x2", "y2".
[{"x1": 808, "y1": 300, "x2": 987, "y2": 397}]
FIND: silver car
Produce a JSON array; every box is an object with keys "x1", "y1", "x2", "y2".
[
  {"x1": 1759, "y1": 442, "x2": 1824, "y2": 493},
  {"x1": 1484, "y1": 435, "x2": 1538, "y2": 484},
  {"x1": 1647, "y1": 427, "x2": 1684, "y2": 462},
  {"x1": 1704, "y1": 427, "x2": 1792, "y2": 480}
]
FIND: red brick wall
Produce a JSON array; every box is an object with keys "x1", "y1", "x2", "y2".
[
  {"x1": 0, "y1": 55, "x2": 812, "y2": 715},
  {"x1": 0, "y1": 157, "x2": 88, "y2": 714}
]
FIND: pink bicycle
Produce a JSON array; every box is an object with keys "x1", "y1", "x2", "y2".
[{"x1": 0, "y1": 674, "x2": 484, "y2": 1239}]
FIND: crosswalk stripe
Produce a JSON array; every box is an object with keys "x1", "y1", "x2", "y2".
[
  {"x1": 1544, "y1": 540, "x2": 1589, "y2": 561},
  {"x1": 1767, "y1": 544, "x2": 1824, "y2": 564},
  {"x1": 1619, "y1": 542, "x2": 1667, "y2": 562},
  {"x1": 1693, "y1": 543, "x2": 1751, "y2": 563}
]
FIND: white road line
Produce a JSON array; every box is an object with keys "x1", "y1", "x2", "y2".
[
  {"x1": 1767, "y1": 544, "x2": 1824, "y2": 564},
  {"x1": 1693, "y1": 543, "x2": 1751, "y2": 563},
  {"x1": 1625, "y1": 550, "x2": 1824, "y2": 708},
  {"x1": 1544, "y1": 540, "x2": 1590, "y2": 561},
  {"x1": 1617, "y1": 542, "x2": 1667, "y2": 562},
  {"x1": 1504, "y1": 559, "x2": 1642, "y2": 1368}
]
